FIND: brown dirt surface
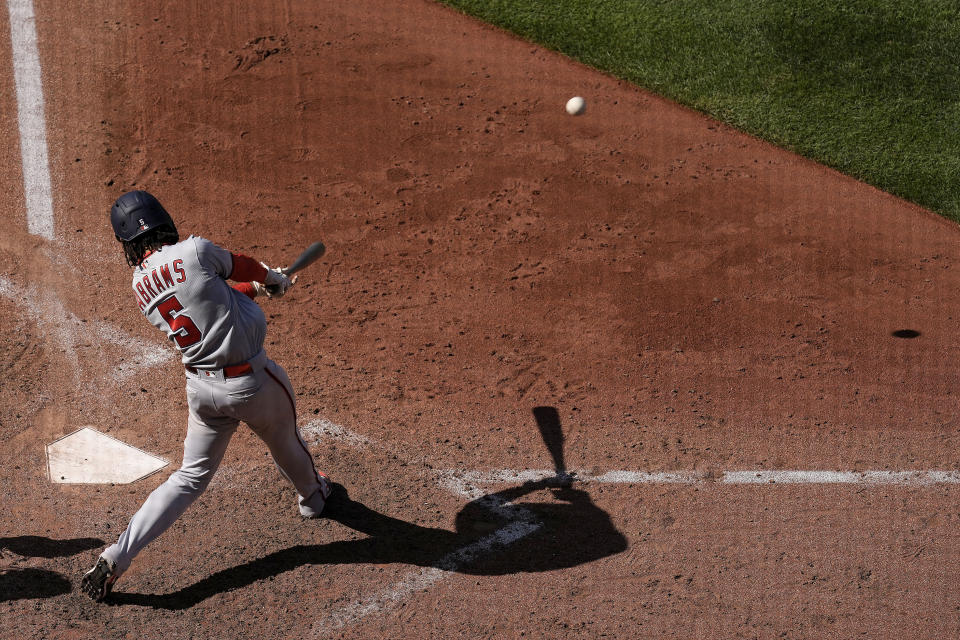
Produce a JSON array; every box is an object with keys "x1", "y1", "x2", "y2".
[{"x1": 2, "y1": 0, "x2": 960, "y2": 638}]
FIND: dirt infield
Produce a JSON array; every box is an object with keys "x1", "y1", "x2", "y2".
[{"x1": 3, "y1": 0, "x2": 960, "y2": 638}]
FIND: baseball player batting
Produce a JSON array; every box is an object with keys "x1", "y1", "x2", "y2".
[{"x1": 81, "y1": 190, "x2": 331, "y2": 601}]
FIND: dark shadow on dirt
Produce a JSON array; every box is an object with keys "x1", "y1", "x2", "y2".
[
  {"x1": 891, "y1": 329, "x2": 921, "y2": 338},
  {"x1": 111, "y1": 479, "x2": 626, "y2": 609},
  {"x1": 0, "y1": 568, "x2": 72, "y2": 601},
  {"x1": 533, "y1": 406, "x2": 566, "y2": 475},
  {"x1": 109, "y1": 406, "x2": 627, "y2": 610},
  {"x1": 0, "y1": 537, "x2": 103, "y2": 601},
  {"x1": 0, "y1": 536, "x2": 104, "y2": 558}
]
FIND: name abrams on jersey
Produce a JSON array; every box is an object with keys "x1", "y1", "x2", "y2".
[{"x1": 134, "y1": 259, "x2": 187, "y2": 311}]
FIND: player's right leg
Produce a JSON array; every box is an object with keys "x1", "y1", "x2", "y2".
[{"x1": 87, "y1": 383, "x2": 238, "y2": 597}]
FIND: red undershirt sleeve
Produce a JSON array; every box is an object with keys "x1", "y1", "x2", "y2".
[
  {"x1": 229, "y1": 253, "x2": 268, "y2": 282},
  {"x1": 231, "y1": 282, "x2": 258, "y2": 299}
]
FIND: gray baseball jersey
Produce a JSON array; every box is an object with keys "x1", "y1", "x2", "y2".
[{"x1": 132, "y1": 235, "x2": 265, "y2": 368}]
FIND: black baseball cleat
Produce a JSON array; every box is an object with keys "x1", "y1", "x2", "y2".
[{"x1": 80, "y1": 556, "x2": 119, "y2": 602}]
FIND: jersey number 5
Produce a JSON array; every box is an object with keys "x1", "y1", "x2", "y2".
[{"x1": 157, "y1": 296, "x2": 202, "y2": 348}]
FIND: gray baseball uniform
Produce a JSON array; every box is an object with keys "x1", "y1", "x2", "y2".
[{"x1": 101, "y1": 236, "x2": 329, "y2": 575}]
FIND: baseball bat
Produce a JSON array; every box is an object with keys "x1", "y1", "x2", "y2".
[{"x1": 284, "y1": 241, "x2": 326, "y2": 276}]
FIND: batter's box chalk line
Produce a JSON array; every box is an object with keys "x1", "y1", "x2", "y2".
[
  {"x1": 300, "y1": 418, "x2": 960, "y2": 632},
  {"x1": 0, "y1": 277, "x2": 173, "y2": 384},
  {"x1": 438, "y1": 468, "x2": 960, "y2": 487},
  {"x1": 301, "y1": 419, "x2": 544, "y2": 633}
]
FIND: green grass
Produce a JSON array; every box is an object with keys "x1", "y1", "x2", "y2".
[{"x1": 439, "y1": 0, "x2": 960, "y2": 221}]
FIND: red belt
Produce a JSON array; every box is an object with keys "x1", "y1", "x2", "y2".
[{"x1": 186, "y1": 362, "x2": 253, "y2": 378}]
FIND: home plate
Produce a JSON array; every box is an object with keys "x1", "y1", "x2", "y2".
[{"x1": 46, "y1": 427, "x2": 168, "y2": 484}]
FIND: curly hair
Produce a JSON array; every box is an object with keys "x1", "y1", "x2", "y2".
[{"x1": 121, "y1": 225, "x2": 180, "y2": 267}]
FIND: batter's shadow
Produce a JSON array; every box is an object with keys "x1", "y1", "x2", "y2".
[
  {"x1": 0, "y1": 536, "x2": 103, "y2": 602},
  {"x1": 0, "y1": 536, "x2": 104, "y2": 559},
  {"x1": 109, "y1": 480, "x2": 627, "y2": 610}
]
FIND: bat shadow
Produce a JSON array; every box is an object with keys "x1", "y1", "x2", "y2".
[
  {"x1": 533, "y1": 406, "x2": 566, "y2": 475},
  {"x1": 109, "y1": 479, "x2": 627, "y2": 610}
]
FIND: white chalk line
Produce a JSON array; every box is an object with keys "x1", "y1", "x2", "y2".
[
  {"x1": 437, "y1": 468, "x2": 960, "y2": 487},
  {"x1": 300, "y1": 419, "x2": 960, "y2": 632},
  {"x1": 0, "y1": 277, "x2": 173, "y2": 383},
  {"x1": 7, "y1": 0, "x2": 54, "y2": 239},
  {"x1": 300, "y1": 419, "x2": 544, "y2": 633},
  {"x1": 302, "y1": 418, "x2": 385, "y2": 453},
  {"x1": 725, "y1": 470, "x2": 960, "y2": 485},
  {"x1": 314, "y1": 516, "x2": 541, "y2": 633}
]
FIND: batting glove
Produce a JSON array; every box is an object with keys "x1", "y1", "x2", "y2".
[{"x1": 262, "y1": 264, "x2": 294, "y2": 298}]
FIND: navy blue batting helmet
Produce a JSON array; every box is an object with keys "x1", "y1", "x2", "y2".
[{"x1": 110, "y1": 190, "x2": 176, "y2": 242}]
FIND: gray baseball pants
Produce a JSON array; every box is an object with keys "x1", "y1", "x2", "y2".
[{"x1": 101, "y1": 355, "x2": 327, "y2": 574}]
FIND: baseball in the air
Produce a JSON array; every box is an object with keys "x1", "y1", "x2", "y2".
[{"x1": 565, "y1": 96, "x2": 586, "y2": 116}]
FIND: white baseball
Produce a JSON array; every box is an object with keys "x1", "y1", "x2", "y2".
[{"x1": 565, "y1": 96, "x2": 586, "y2": 116}]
